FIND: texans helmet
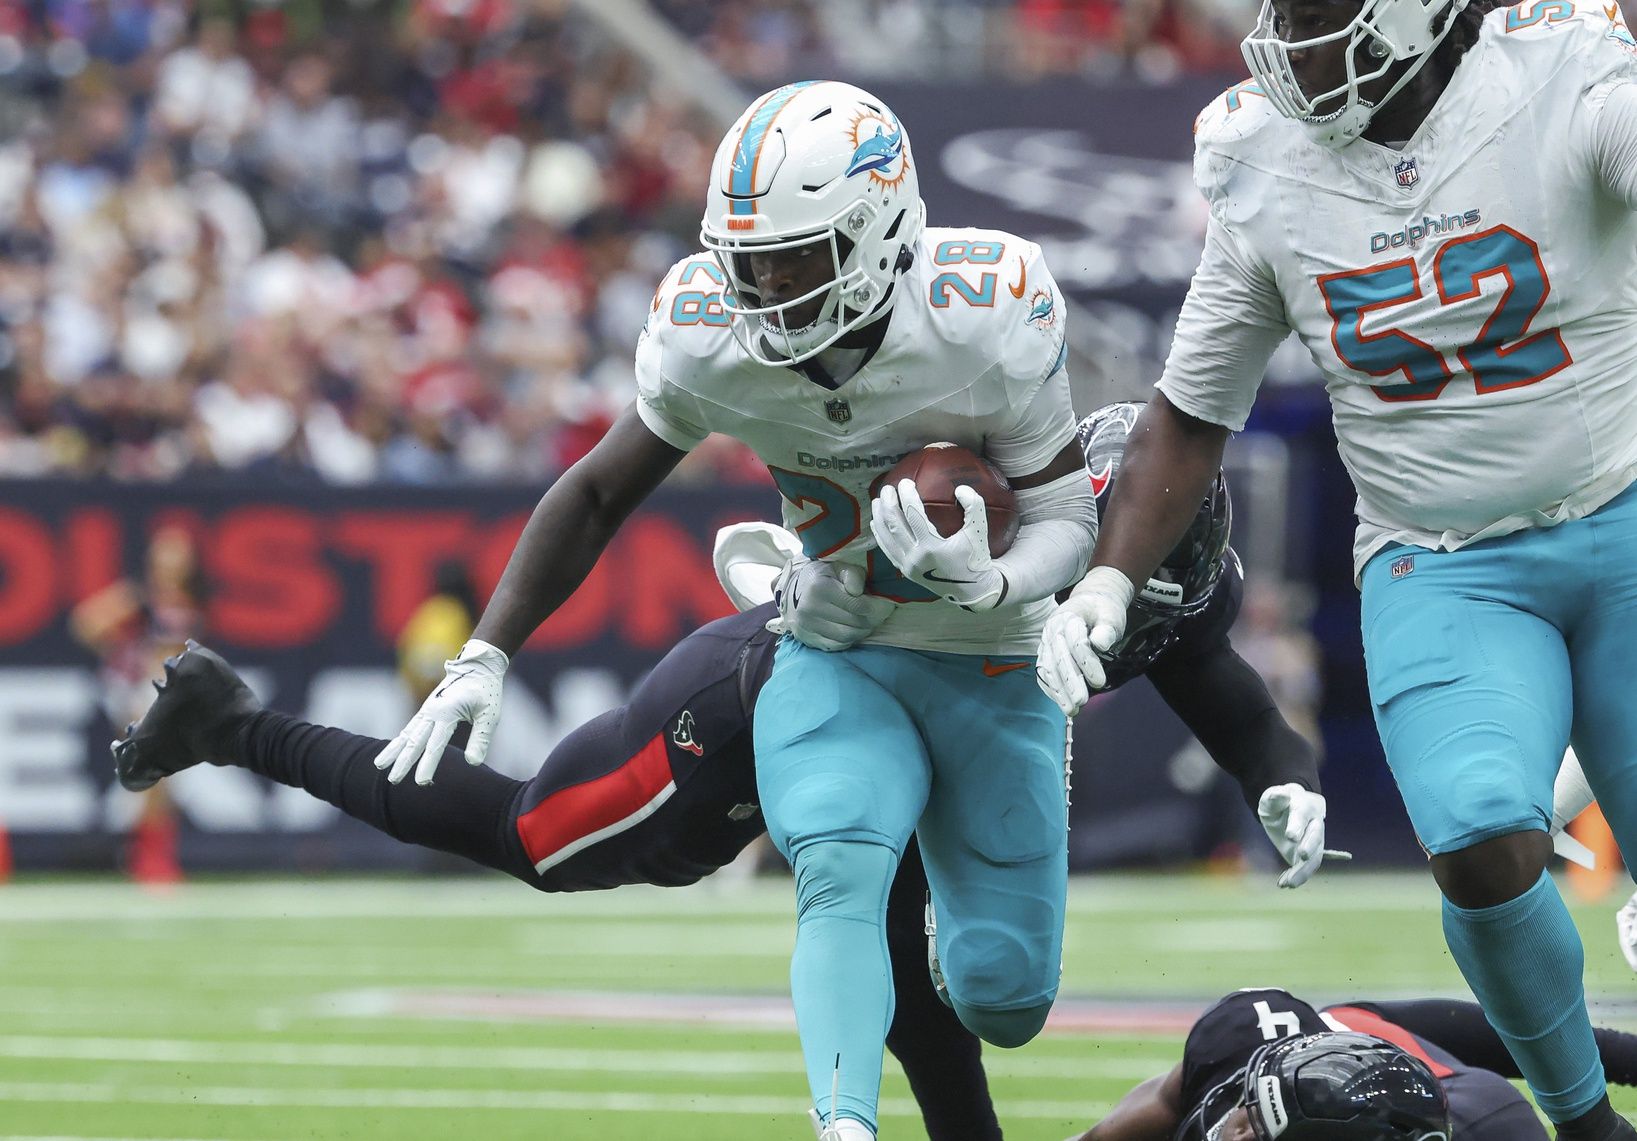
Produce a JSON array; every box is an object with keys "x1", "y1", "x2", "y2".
[
  {"x1": 1234, "y1": 1032, "x2": 1451, "y2": 1140},
  {"x1": 1076, "y1": 401, "x2": 1231, "y2": 681}
]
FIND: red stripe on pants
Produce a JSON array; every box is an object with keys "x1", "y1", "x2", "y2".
[
  {"x1": 1324, "y1": 1006, "x2": 1456, "y2": 1079},
  {"x1": 515, "y1": 733, "x2": 674, "y2": 868}
]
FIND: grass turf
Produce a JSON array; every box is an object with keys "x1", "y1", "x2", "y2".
[{"x1": 1, "y1": 871, "x2": 1633, "y2": 1140}]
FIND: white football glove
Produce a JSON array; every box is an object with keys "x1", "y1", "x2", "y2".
[
  {"x1": 374, "y1": 639, "x2": 508, "y2": 785},
  {"x1": 771, "y1": 556, "x2": 896, "y2": 651},
  {"x1": 1617, "y1": 893, "x2": 1637, "y2": 973},
  {"x1": 1035, "y1": 566, "x2": 1135, "y2": 716},
  {"x1": 1257, "y1": 784, "x2": 1351, "y2": 888},
  {"x1": 869, "y1": 480, "x2": 1005, "y2": 610}
]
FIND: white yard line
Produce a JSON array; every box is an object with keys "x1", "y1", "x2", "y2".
[
  {"x1": 0, "y1": 1034, "x2": 1167, "y2": 1081},
  {"x1": 3, "y1": 1135, "x2": 228, "y2": 1141},
  {"x1": 0, "y1": 1081, "x2": 1103, "y2": 1120},
  {"x1": 0, "y1": 875, "x2": 1458, "y2": 922}
]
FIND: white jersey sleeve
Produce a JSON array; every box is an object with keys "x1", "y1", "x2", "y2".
[
  {"x1": 978, "y1": 240, "x2": 1076, "y2": 477},
  {"x1": 1591, "y1": 80, "x2": 1637, "y2": 209},
  {"x1": 632, "y1": 257, "x2": 723, "y2": 452},
  {"x1": 1155, "y1": 215, "x2": 1292, "y2": 432}
]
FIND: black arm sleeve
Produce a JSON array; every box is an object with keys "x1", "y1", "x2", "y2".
[
  {"x1": 1146, "y1": 640, "x2": 1320, "y2": 812},
  {"x1": 1353, "y1": 1000, "x2": 1637, "y2": 1086}
]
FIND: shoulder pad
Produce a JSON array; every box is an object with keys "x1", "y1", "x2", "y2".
[
  {"x1": 1193, "y1": 81, "x2": 1283, "y2": 151},
  {"x1": 1480, "y1": 1, "x2": 1637, "y2": 82},
  {"x1": 1191, "y1": 83, "x2": 1289, "y2": 214},
  {"x1": 917, "y1": 227, "x2": 1066, "y2": 386},
  {"x1": 641, "y1": 253, "x2": 738, "y2": 362}
]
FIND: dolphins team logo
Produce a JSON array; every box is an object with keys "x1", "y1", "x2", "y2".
[
  {"x1": 846, "y1": 111, "x2": 910, "y2": 189},
  {"x1": 1607, "y1": 2, "x2": 1637, "y2": 53},
  {"x1": 1025, "y1": 288, "x2": 1057, "y2": 330}
]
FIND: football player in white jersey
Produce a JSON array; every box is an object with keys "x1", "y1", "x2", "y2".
[
  {"x1": 373, "y1": 81, "x2": 1096, "y2": 1140},
  {"x1": 1037, "y1": 0, "x2": 1637, "y2": 1137}
]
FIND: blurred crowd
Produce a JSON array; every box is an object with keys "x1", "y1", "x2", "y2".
[{"x1": 0, "y1": 0, "x2": 1250, "y2": 485}]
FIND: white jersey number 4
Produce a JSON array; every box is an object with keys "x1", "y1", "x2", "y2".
[{"x1": 1254, "y1": 1000, "x2": 1302, "y2": 1041}]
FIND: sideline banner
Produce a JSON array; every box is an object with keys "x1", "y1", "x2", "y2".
[
  {"x1": 1, "y1": 479, "x2": 1274, "y2": 873},
  {"x1": 0, "y1": 479, "x2": 772, "y2": 871}
]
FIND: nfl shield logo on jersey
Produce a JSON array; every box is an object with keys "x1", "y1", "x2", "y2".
[
  {"x1": 825, "y1": 398, "x2": 852, "y2": 424},
  {"x1": 1394, "y1": 157, "x2": 1419, "y2": 188}
]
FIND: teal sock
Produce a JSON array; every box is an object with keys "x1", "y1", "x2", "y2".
[
  {"x1": 791, "y1": 840, "x2": 896, "y2": 1133},
  {"x1": 1442, "y1": 871, "x2": 1605, "y2": 1121}
]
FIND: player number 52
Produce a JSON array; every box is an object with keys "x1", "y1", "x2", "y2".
[{"x1": 1317, "y1": 224, "x2": 1572, "y2": 402}]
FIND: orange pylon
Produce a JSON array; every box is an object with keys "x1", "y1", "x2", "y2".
[{"x1": 1567, "y1": 803, "x2": 1621, "y2": 902}]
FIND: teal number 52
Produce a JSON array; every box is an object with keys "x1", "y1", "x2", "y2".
[{"x1": 1317, "y1": 225, "x2": 1572, "y2": 403}]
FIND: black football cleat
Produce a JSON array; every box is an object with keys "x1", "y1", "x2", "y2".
[
  {"x1": 112, "y1": 640, "x2": 261, "y2": 792},
  {"x1": 1555, "y1": 1099, "x2": 1637, "y2": 1141}
]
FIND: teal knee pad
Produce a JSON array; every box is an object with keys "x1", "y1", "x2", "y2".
[
  {"x1": 952, "y1": 997, "x2": 1052, "y2": 1049},
  {"x1": 943, "y1": 923, "x2": 1057, "y2": 1047}
]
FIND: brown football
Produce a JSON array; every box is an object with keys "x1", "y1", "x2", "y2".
[{"x1": 878, "y1": 443, "x2": 1019, "y2": 557}]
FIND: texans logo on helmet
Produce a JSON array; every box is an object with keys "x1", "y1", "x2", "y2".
[{"x1": 1088, "y1": 459, "x2": 1114, "y2": 497}]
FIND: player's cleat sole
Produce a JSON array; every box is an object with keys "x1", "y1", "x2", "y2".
[{"x1": 111, "y1": 640, "x2": 262, "y2": 792}]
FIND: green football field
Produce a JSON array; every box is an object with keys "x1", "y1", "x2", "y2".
[{"x1": 2, "y1": 871, "x2": 1635, "y2": 1140}]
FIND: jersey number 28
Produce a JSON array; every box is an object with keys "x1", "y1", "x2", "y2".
[{"x1": 767, "y1": 467, "x2": 938, "y2": 602}]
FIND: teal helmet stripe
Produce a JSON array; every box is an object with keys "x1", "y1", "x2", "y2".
[{"x1": 728, "y1": 81, "x2": 819, "y2": 215}]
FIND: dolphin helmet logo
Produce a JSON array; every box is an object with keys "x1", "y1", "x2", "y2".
[
  {"x1": 846, "y1": 125, "x2": 904, "y2": 179},
  {"x1": 845, "y1": 112, "x2": 910, "y2": 189}
]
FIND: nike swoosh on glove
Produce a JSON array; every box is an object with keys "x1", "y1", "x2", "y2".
[
  {"x1": 770, "y1": 556, "x2": 895, "y2": 651},
  {"x1": 869, "y1": 480, "x2": 1005, "y2": 610},
  {"x1": 374, "y1": 639, "x2": 508, "y2": 785}
]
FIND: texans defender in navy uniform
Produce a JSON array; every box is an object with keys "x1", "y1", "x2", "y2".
[
  {"x1": 1077, "y1": 987, "x2": 1637, "y2": 1141},
  {"x1": 112, "y1": 403, "x2": 1331, "y2": 1140}
]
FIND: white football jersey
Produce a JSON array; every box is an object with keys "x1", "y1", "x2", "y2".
[
  {"x1": 636, "y1": 226, "x2": 1072, "y2": 655},
  {"x1": 1159, "y1": 3, "x2": 1637, "y2": 575}
]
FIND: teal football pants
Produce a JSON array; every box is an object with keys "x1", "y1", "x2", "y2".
[
  {"x1": 1361, "y1": 479, "x2": 1637, "y2": 1121},
  {"x1": 754, "y1": 636, "x2": 1067, "y2": 1132}
]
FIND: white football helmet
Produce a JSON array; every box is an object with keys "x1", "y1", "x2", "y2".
[
  {"x1": 700, "y1": 80, "x2": 925, "y2": 365},
  {"x1": 1241, "y1": 0, "x2": 1470, "y2": 147}
]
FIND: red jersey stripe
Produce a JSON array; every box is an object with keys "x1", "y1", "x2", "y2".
[
  {"x1": 1324, "y1": 1006, "x2": 1456, "y2": 1079},
  {"x1": 516, "y1": 734, "x2": 677, "y2": 873}
]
